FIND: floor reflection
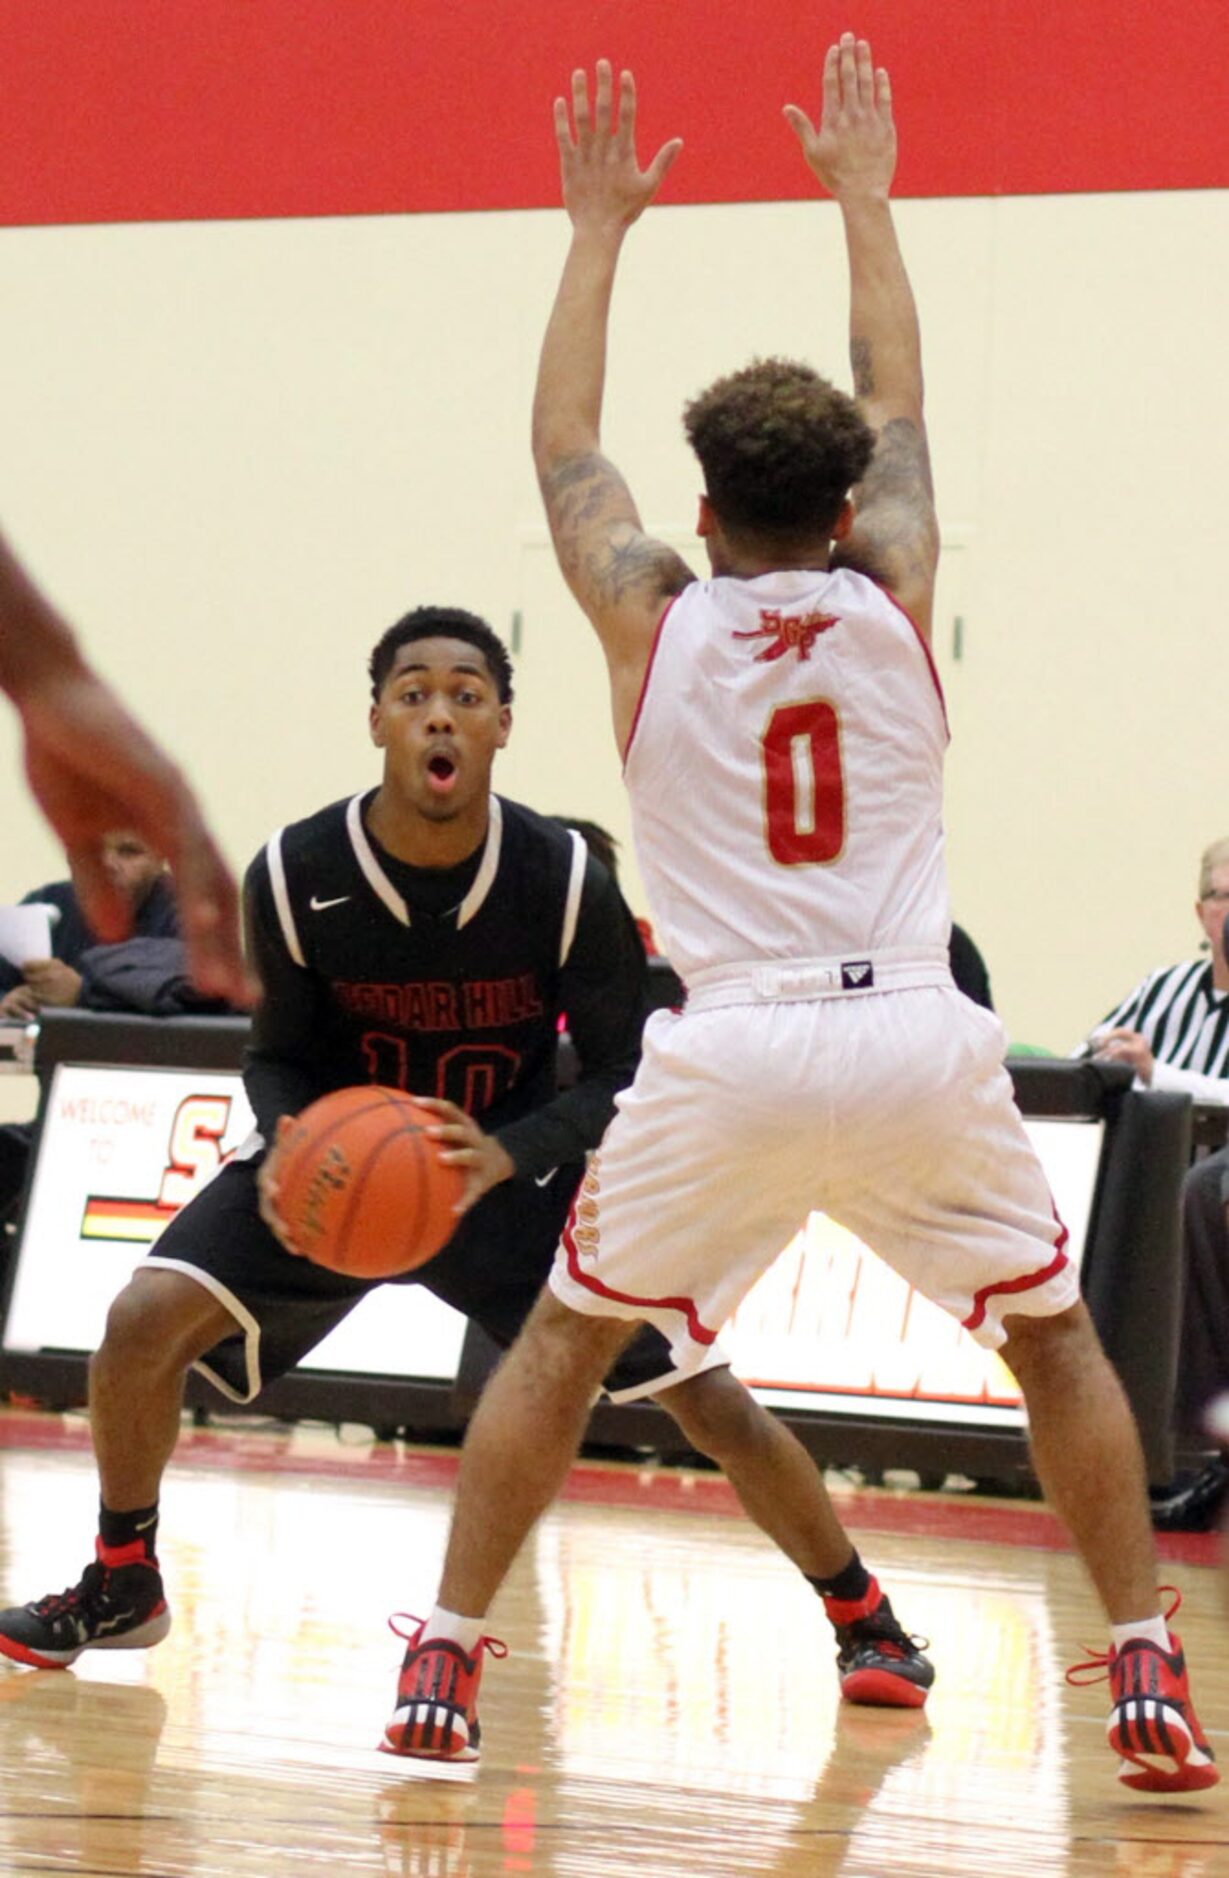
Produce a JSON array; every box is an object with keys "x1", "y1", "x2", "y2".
[{"x1": 0, "y1": 1432, "x2": 1224, "y2": 1878}]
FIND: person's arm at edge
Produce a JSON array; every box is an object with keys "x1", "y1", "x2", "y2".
[
  {"x1": 532, "y1": 61, "x2": 694, "y2": 753},
  {"x1": 786, "y1": 35, "x2": 940, "y2": 637},
  {"x1": 0, "y1": 527, "x2": 249, "y2": 1002},
  {"x1": 494, "y1": 856, "x2": 646, "y2": 1179}
]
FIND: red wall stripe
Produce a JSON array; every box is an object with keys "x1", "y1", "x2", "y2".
[
  {"x1": 1, "y1": 0, "x2": 1226, "y2": 229},
  {"x1": 0, "y1": 1410, "x2": 1220, "y2": 1565}
]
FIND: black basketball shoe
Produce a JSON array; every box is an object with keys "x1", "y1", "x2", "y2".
[
  {"x1": 825, "y1": 1580, "x2": 935, "y2": 1708},
  {"x1": 0, "y1": 1542, "x2": 170, "y2": 1669}
]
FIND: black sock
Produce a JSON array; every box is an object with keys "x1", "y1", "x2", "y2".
[
  {"x1": 99, "y1": 1500, "x2": 160, "y2": 1561},
  {"x1": 806, "y1": 1551, "x2": 872, "y2": 1605}
]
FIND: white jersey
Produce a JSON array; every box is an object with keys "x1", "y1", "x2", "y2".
[{"x1": 624, "y1": 567, "x2": 951, "y2": 983}]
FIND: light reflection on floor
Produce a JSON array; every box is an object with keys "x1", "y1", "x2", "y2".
[{"x1": 0, "y1": 1434, "x2": 1224, "y2": 1877}]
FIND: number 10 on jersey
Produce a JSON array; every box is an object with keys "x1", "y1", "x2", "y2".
[{"x1": 761, "y1": 700, "x2": 844, "y2": 865}]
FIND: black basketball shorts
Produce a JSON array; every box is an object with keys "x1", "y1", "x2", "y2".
[{"x1": 144, "y1": 1154, "x2": 684, "y2": 1405}]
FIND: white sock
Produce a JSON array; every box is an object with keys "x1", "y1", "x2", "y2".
[
  {"x1": 1111, "y1": 1615, "x2": 1171, "y2": 1653},
  {"x1": 420, "y1": 1604, "x2": 485, "y2": 1652}
]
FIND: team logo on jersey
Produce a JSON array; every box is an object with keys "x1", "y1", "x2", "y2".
[{"x1": 733, "y1": 607, "x2": 840, "y2": 662}]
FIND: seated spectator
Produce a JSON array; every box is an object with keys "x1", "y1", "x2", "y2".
[
  {"x1": 0, "y1": 834, "x2": 186, "y2": 1244},
  {"x1": 0, "y1": 832, "x2": 177, "y2": 1019},
  {"x1": 1086, "y1": 837, "x2": 1229, "y2": 1102},
  {"x1": 1085, "y1": 843, "x2": 1229, "y2": 1530}
]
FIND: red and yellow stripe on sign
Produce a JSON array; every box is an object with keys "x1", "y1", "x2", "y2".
[{"x1": 80, "y1": 1197, "x2": 179, "y2": 1245}]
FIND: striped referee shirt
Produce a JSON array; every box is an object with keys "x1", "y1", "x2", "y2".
[{"x1": 1097, "y1": 959, "x2": 1229, "y2": 1105}]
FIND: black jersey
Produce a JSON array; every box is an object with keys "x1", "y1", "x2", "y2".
[{"x1": 242, "y1": 791, "x2": 648, "y2": 1178}]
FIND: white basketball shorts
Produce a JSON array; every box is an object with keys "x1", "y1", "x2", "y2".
[{"x1": 550, "y1": 967, "x2": 1079, "y2": 1384}]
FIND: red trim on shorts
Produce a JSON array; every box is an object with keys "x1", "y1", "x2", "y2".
[
  {"x1": 560, "y1": 1207, "x2": 718, "y2": 1347},
  {"x1": 961, "y1": 1221, "x2": 1070, "y2": 1335},
  {"x1": 621, "y1": 594, "x2": 679, "y2": 771},
  {"x1": 873, "y1": 578, "x2": 950, "y2": 740}
]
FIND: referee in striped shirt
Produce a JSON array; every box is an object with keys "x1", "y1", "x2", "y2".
[
  {"x1": 1090, "y1": 839, "x2": 1229, "y2": 1526},
  {"x1": 1089, "y1": 837, "x2": 1229, "y2": 1103}
]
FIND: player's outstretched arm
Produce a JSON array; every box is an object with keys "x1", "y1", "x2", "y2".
[
  {"x1": 786, "y1": 34, "x2": 939, "y2": 637},
  {"x1": 533, "y1": 60, "x2": 694, "y2": 750},
  {"x1": 0, "y1": 528, "x2": 249, "y2": 1003}
]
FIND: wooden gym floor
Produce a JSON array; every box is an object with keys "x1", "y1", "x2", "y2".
[{"x1": 0, "y1": 1408, "x2": 1225, "y2": 1878}]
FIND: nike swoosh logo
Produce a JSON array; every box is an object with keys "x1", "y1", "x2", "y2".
[
  {"x1": 310, "y1": 894, "x2": 351, "y2": 912},
  {"x1": 134, "y1": 1514, "x2": 158, "y2": 1531},
  {"x1": 534, "y1": 1169, "x2": 557, "y2": 1188}
]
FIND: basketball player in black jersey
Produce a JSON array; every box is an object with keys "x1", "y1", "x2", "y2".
[{"x1": 0, "y1": 605, "x2": 929, "y2": 1724}]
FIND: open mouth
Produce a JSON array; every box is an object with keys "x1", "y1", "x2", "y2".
[{"x1": 426, "y1": 753, "x2": 458, "y2": 794}]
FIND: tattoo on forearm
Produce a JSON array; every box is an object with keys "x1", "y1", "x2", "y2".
[
  {"x1": 851, "y1": 337, "x2": 875, "y2": 399},
  {"x1": 834, "y1": 417, "x2": 938, "y2": 591},
  {"x1": 541, "y1": 452, "x2": 693, "y2": 611}
]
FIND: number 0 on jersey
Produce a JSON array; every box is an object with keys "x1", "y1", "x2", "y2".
[{"x1": 762, "y1": 700, "x2": 845, "y2": 866}]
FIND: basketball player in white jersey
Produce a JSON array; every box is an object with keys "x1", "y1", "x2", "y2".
[{"x1": 385, "y1": 37, "x2": 1216, "y2": 1792}]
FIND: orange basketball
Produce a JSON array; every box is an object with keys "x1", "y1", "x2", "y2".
[{"x1": 274, "y1": 1086, "x2": 464, "y2": 1278}]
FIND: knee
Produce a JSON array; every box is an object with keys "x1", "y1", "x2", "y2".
[
  {"x1": 999, "y1": 1300, "x2": 1099, "y2": 1384},
  {"x1": 658, "y1": 1366, "x2": 762, "y2": 1462},
  {"x1": 518, "y1": 1290, "x2": 634, "y2": 1387},
  {"x1": 95, "y1": 1272, "x2": 225, "y2": 1378}
]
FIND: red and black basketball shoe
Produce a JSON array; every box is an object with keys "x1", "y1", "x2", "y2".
[
  {"x1": 379, "y1": 1615, "x2": 507, "y2": 1763},
  {"x1": 824, "y1": 1579, "x2": 935, "y2": 1708},
  {"x1": 0, "y1": 1542, "x2": 170, "y2": 1669},
  {"x1": 1068, "y1": 1595, "x2": 1219, "y2": 1793}
]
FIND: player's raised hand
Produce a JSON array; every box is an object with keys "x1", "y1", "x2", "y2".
[
  {"x1": 785, "y1": 32, "x2": 896, "y2": 203},
  {"x1": 554, "y1": 61, "x2": 682, "y2": 235}
]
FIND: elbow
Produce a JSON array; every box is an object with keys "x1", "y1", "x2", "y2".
[
  {"x1": 531, "y1": 417, "x2": 559, "y2": 484},
  {"x1": 864, "y1": 392, "x2": 926, "y2": 435},
  {"x1": 532, "y1": 410, "x2": 599, "y2": 486},
  {"x1": 533, "y1": 431, "x2": 584, "y2": 490}
]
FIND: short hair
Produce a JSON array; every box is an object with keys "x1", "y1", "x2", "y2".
[
  {"x1": 368, "y1": 606, "x2": 514, "y2": 704},
  {"x1": 683, "y1": 357, "x2": 876, "y2": 543},
  {"x1": 1198, "y1": 838, "x2": 1229, "y2": 898},
  {"x1": 556, "y1": 817, "x2": 620, "y2": 882}
]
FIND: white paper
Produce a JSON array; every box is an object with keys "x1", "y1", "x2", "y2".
[{"x1": 0, "y1": 902, "x2": 58, "y2": 969}]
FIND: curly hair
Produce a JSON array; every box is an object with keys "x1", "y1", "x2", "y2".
[
  {"x1": 368, "y1": 606, "x2": 514, "y2": 704},
  {"x1": 682, "y1": 358, "x2": 875, "y2": 542}
]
